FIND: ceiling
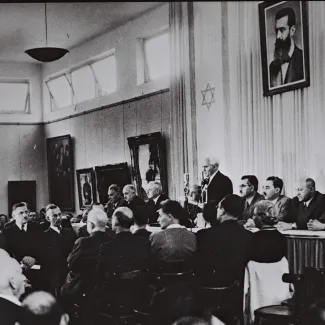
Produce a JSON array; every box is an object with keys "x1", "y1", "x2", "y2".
[{"x1": 0, "y1": 2, "x2": 164, "y2": 64}]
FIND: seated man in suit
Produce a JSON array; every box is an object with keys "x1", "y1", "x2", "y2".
[
  {"x1": 150, "y1": 200, "x2": 197, "y2": 272},
  {"x1": 132, "y1": 206, "x2": 152, "y2": 239},
  {"x1": 146, "y1": 181, "x2": 169, "y2": 224},
  {"x1": 195, "y1": 194, "x2": 253, "y2": 286},
  {"x1": 96, "y1": 207, "x2": 150, "y2": 310},
  {"x1": 123, "y1": 184, "x2": 145, "y2": 213},
  {"x1": 40, "y1": 204, "x2": 77, "y2": 296},
  {"x1": 277, "y1": 178, "x2": 325, "y2": 230},
  {"x1": 239, "y1": 175, "x2": 264, "y2": 225},
  {"x1": 245, "y1": 176, "x2": 292, "y2": 228},
  {"x1": 105, "y1": 184, "x2": 127, "y2": 219},
  {"x1": 0, "y1": 249, "x2": 28, "y2": 325},
  {"x1": 63, "y1": 209, "x2": 113, "y2": 301},
  {"x1": 2, "y1": 202, "x2": 43, "y2": 268},
  {"x1": 19, "y1": 291, "x2": 69, "y2": 325},
  {"x1": 201, "y1": 157, "x2": 233, "y2": 205}
]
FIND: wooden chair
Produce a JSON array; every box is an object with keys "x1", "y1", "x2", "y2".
[
  {"x1": 96, "y1": 269, "x2": 148, "y2": 325},
  {"x1": 254, "y1": 268, "x2": 325, "y2": 325}
]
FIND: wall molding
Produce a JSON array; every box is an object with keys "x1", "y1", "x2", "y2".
[{"x1": 43, "y1": 88, "x2": 170, "y2": 125}]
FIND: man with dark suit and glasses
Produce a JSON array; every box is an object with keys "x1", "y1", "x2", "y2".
[
  {"x1": 269, "y1": 7, "x2": 304, "y2": 87},
  {"x1": 105, "y1": 184, "x2": 127, "y2": 219}
]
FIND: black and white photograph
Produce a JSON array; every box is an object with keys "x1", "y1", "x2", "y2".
[
  {"x1": 1, "y1": 2, "x2": 325, "y2": 325},
  {"x1": 259, "y1": 1, "x2": 310, "y2": 96}
]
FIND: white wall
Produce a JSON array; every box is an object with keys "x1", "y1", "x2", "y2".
[{"x1": 42, "y1": 3, "x2": 169, "y2": 123}]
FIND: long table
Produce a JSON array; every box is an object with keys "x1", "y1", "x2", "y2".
[{"x1": 147, "y1": 226, "x2": 325, "y2": 274}]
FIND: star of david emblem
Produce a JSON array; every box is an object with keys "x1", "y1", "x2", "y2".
[{"x1": 201, "y1": 83, "x2": 216, "y2": 109}]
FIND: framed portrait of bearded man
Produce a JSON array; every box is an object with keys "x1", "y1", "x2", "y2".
[{"x1": 259, "y1": 1, "x2": 309, "y2": 96}]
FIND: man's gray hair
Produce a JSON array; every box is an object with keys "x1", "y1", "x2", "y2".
[
  {"x1": 123, "y1": 184, "x2": 136, "y2": 193},
  {"x1": 205, "y1": 157, "x2": 220, "y2": 168},
  {"x1": 148, "y1": 181, "x2": 162, "y2": 193},
  {"x1": 88, "y1": 209, "x2": 108, "y2": 228}
]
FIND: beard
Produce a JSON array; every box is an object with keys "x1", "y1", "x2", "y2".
[{"x1": 273, "y1": 36, "x2": 291, "y2": 65}]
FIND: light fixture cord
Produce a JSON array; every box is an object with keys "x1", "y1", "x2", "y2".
[{"x1": 45, "y1": 2, "x2": 48, "y2": 46}]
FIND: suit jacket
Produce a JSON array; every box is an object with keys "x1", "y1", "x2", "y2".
[
  {"x1": 147, "y1": 193, "x2": 169, "y2": 224},
  {"x1": 0, "y1": 297, "x2": 21, "y2": 325},
  {"x1": 206, "y1": 171, "x2": 233, "y2": 206},
  {"x1": 290, "y1": 192, "x2": 325, "y2": 229},
  {"x1": 133, "y1": 228, "x2": 152, "y2": 239},
  {"x1": 273, "y1": 195, "x2": 292, "y2": 222},
  {"x1": 150, "y1": 227, "x2": 197, "y2": 271},
  {"x1": 241, "y1": 193, "x2": 265, "y2": 223},
  {"x1": 105, "y1": 197, "x2": 128, "y2": 218},
  {"x1": 269, "y1": 45, "x2": 304, "y2": 87},
  {"x1": 40, "y1": 227, "x2": 77, "y2": 294},
  {"x1": 66, "y1": 231, "x2": 113, "y2": 294},
  {"x1": 2, "y1": 221, "x2": 43, "y2": 262},
  {"x1": 127, "y1": 195, "x2": 146, "y2": 214},
  {"x1": 97, "y1": 231, "x2": 150, "y2": 276},
  {"x1": 195, "y1": 220, "x2": 253, "y2": 286}
]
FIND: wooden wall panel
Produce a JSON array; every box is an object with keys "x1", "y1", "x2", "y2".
[
  {"x1": 123, "y1": 102, "x2": 137, "y2": 166},
  {"x1": 102, "y1": 104, "x2": 125, "y2": 164},
  {"x1": 85, "y1": 111, "x2": 103, "y2": 168}
]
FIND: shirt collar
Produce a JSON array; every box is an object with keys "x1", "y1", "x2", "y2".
[
  {"x1": 305, "y1": 197, "x2": 313, "y2": 207},
  {"x1": 166, "y1": 224, "x2": 186, "y2": 230},
  {"x1": 153, "y1": 195, "x2": 160, "y2": 204},
  {"x1": 270, "y1": 197, "x2": 279, "y2": 205},
  {"x1": 246, "y1": 195, "x2": 254, "y2": 206},
  {"x1": 0, "y1": 294, "x2": 21, "y2": 306},
  {"x1": 16, "y1": 223, "x2": 27, "y2": 231},
  {"x1": 208, "y1": 170, "x2": 219, "y2": 184},
  {"x1": 50, "y1": 225, "x2": 60, "y2": 234}
]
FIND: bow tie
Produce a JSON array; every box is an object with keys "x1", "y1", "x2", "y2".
[{"x1": 201, "y1": 178, "x2": 210, "y2": 186}]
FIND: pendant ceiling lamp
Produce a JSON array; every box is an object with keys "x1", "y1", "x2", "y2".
[{"x1": 25, "y1": 3, "x2": 69, "y2": 63}]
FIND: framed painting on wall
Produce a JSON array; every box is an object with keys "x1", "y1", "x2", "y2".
[
  {"x1": 76, "y1": 168, "x2": 97, "y2": 210},
  {"x1": 46, "y1": 134, "x2": 75, "y2": 211},
  {"x1": 127, "y1": 132, "x2": 168, "y2": 200},
  {"x1": 259, "y1": 1, "x2": 309, "y2": 96},
  {"x1": 95, "y1": 163, "x2": 131, "y2": 205}
]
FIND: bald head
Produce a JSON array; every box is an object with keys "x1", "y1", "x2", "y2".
[
  {"x1": 202, "y1": 157, "x2": 220, "y2": 178},
  {"x1": 0, "y1": 250, "x2": 27, "y2": 299},
  {"x1": 87, "y1": 209, "x2": 108, "y2": 233},
  {"x1": 20, "y1": 291, "x2": 69, "y2": 325}
]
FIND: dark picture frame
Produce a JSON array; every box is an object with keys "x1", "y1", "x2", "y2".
[
  {"x1": 95, "y1": 162, "x2": 131, "y2": 204},
  {"x1": 259, "y1": 1, "x2": 309, "y2": 96},
  {"x1": 127, "y1": 132, "x2": 168, "y2": 200},
  {"x1": 76, "y1": 168, "x2": 97, "y2": 210},
  {"x1": 46, "y1": 134, "x2": 75, "y2": 211}
]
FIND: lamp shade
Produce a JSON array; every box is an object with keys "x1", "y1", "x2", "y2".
[{"x1": 25, "y1": 47, "x2": 69, "y2": 63}]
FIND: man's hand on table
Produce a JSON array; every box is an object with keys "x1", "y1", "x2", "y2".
[
  {"x1": 307, "y1": 219, "x2": 325, "y2": 231},
  {"x1": 276, "y1": 221, "x2": 295, "y2": 231},
  {"x1": 244, "y1": 218, "x2": 255, "y2": 229}
]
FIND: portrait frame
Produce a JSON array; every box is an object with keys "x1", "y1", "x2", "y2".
[
  {"x1": 127, "y1": 132, "x2": 168, "y2": 200},
  {"x1": 259, "y1": 1, "x2": 309, "y2": 96},
  {"x1": 95, "y1": 162, "x2": 131, "y2": 204},
  {"x1": 46, "y1": 134, "x2": 75, "y2": 211},
  {"x1": 76, "y1": 168, "x2": 97, "y2": 210}
]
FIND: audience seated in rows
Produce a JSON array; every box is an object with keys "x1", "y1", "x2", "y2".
[{"x1": 150, "y1": 200, "x2": 197, "y2": 272}]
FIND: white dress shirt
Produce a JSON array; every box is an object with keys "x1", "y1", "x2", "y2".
[{"x1": 50, "y1": 225, "x2": 60, "y2": 234}]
